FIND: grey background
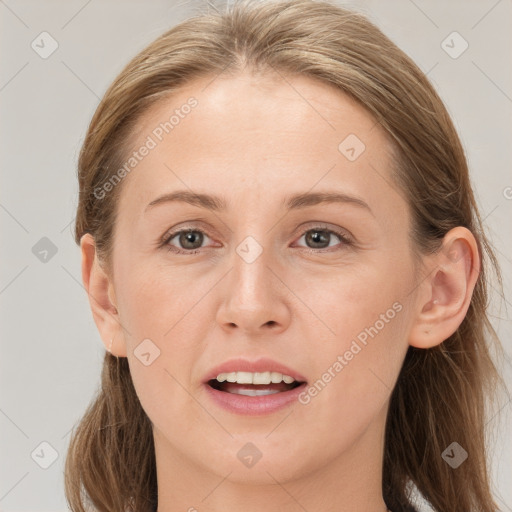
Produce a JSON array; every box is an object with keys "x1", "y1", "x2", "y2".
[{"x1": 1, "y1": 0, "x2": 511, "y2": 510}]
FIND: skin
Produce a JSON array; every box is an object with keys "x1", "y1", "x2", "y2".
[{"x1": 81, "y1": 70, "x2": 480, "y2": 512}]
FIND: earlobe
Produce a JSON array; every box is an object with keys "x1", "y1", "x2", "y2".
[
  {"x1": 80, "y1": 233, "x2": 127, "y2": 357},
  {"x1": 408, "y1": 227, "x2": 480, "y2": 349}
]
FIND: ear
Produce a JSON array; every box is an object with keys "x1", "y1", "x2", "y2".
[
  {"x1": 80, "y1": 233, "x2": 127, "y2": 357},
  {"x1": 408, "y1": 226, "x2": 480, "y2": 349}
]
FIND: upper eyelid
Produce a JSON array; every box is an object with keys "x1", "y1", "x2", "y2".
[{"x1": 163, "y1": 222, "x2": 349, "y2": 237}]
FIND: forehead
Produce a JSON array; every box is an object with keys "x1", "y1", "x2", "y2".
[{"x1": 117, "y1": 70, "x2": 401, "y2": 217}]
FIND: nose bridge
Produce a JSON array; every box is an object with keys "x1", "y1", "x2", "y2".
[
  {"x1": 228, "y1": 193, "x2": 275, "y2": 286},
  {"x1": 230, "y1": 232, "x2": 274, "y2": 304}
]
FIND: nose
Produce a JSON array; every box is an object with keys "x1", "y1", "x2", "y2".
[{"x1": 215, "y1": 243, "x2": 291, "y2": 336}]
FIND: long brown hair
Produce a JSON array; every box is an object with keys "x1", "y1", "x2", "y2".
[{"x1": 65, "y1": 1, "x2": 508, "y2": 510}]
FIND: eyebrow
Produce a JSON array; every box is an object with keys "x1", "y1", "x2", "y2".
[{"x1": 144, "y1": 190, "x2": 374, "y2": 216}]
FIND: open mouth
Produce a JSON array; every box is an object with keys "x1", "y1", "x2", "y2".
[
  {"x1": 208, "y1": 379, "x2": 304, "y2": 396},
  {"x1": 203, "y1": 368, "x2": 308, "y2": 414}
]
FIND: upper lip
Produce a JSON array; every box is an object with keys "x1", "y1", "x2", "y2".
[{"x1": 203, "y1": 357, "x2": 307, "y2": 383}]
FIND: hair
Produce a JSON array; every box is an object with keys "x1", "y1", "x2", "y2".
[{"x1": 65, "y1": 0, "x2": 509, "y2": 511}]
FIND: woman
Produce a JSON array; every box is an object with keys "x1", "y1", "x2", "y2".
[{"x1": 64, "y1": 0, "x2": 507, "y2": 511}]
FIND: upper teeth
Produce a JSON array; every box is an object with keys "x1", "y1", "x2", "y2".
[{"x1": 216, "y1": 371, "x2": 296, "y2": 385}]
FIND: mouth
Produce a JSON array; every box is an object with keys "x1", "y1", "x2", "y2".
[
  {"x1": 202, "y1": 360, "x2": 308, "y2": 415},
  {"x1": 207, "y1": 372, "x2": 305, "y2": 396}
]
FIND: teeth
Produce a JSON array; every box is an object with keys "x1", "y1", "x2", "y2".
[
  {"x1": 228, "y1": 388, "x2": 281, "y2": 396},
  {"x1": 215, "y1": 371, "x2": 296, "y2": 385}
]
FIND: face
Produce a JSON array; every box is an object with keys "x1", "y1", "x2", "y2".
[{"x1": 104, "y1": 71, "x2": 420, "y2": 485}]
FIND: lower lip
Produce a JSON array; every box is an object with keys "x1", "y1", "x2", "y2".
[{"x1": 203, "y1": 382, "x2": 308, "y2": 415}]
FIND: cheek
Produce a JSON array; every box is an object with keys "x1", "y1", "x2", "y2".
[
  {"x1": 114, "y1": 264, "x2": 207, "y2": 402},
  {"x1": 116, "y1": 260, "x2": 208, "y2": 340},
  {"x1": 120, "y1": 267, "x2": 208, "y2": 432},
  {"x1": 298, "y1": 254, "x2": 408, "y2": 341},
  {"x1": 296, "y1": 257, "x2": 411, "y2": 407}
]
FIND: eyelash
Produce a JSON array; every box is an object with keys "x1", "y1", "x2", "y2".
[{"x1": 160, "y1": 225, "x2": 353, "y2": 255}]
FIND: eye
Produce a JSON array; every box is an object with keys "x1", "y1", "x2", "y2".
[
  {"x1": 294, "y1": 226, "x2": 352, "y2": 252},
  {"x1": 160, "y1": 224, "x2": 353, "y2": 255},
  {"x1": 163, "y1": 228, "x2": 213, "y2": 254}
]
